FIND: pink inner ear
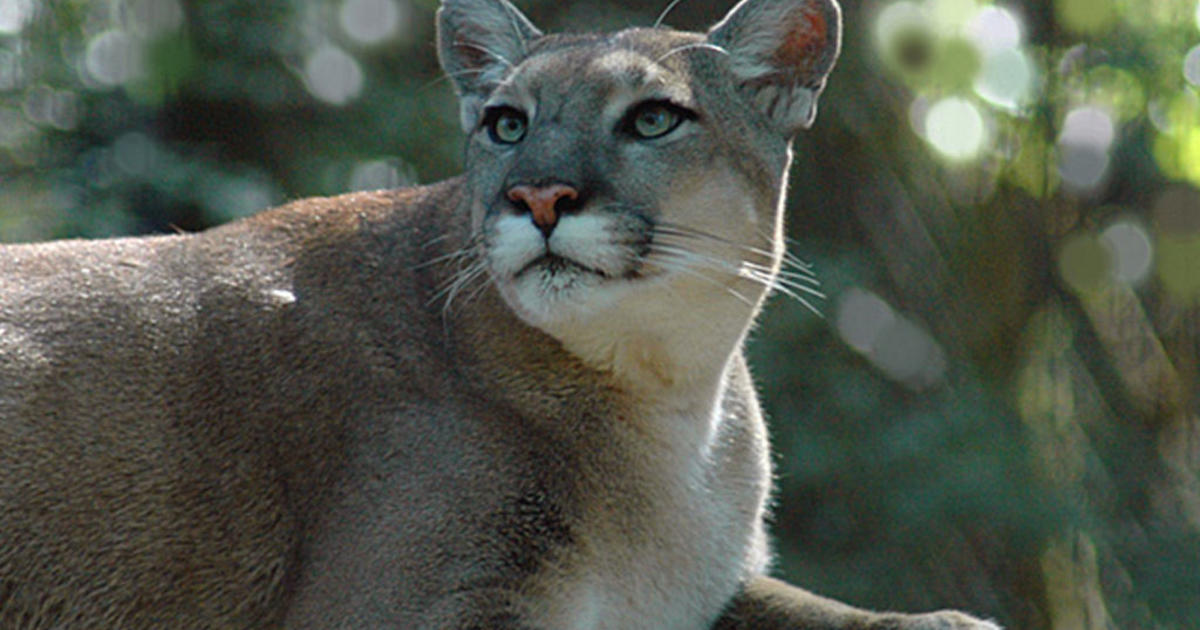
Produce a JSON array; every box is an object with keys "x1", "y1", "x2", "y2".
[{"x1": 773, "y1": 8, "x2": 828, "y2": 72}]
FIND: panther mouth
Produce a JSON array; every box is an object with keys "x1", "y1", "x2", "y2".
[{"x1": 515, "y1": 253, "x2": 610, "y2": 279}]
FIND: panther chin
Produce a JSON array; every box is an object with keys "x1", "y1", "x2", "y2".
[{"x1": 495, "y1": 253, "x2": 630, "y2": 331}]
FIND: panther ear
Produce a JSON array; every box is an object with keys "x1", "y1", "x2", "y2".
[
  {"x1": 437, "y1": 0, "x2": 543, "y2": 133},
  {"x1": 708, "y1": 0, "x2": 841, "y2": 135}
]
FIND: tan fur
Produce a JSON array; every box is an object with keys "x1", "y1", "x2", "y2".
[{"x1": 0, "y1": 0, "x2": 1000, "y2": 628}]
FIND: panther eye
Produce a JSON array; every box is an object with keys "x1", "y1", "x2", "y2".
[
  {"x1": 483, "y1": 106, "x2": 528, "y2": 144},
  {"x1": 624, "y1": 101, "x2": 692, "y2": 139}
]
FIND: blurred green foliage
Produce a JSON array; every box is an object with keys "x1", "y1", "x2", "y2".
[{"x1": 2, "y1": 0, "x2": 1199, "y2": 628}]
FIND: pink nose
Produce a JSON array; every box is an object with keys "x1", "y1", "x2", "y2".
[{"x1": 506, "y1": 184, "x2": 579, "y2": 236}]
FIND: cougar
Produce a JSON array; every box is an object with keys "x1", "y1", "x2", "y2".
[{"x1": 0, "y1": 0, "x2": 1000, "y2": 627}]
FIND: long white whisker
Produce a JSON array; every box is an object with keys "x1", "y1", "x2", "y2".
[
  {"x1": 778, "y1": 236, "x2": 820, "y2": 272},
  {"x1": 738, "y1": 266, "x2": 825, "y2": 317},
  {"x1": 662, "y1": 261, "x2": 755, "y2": 308},
  {"x1": 654, "y1": 42, "x2": 731, "y2": 65},
  {"x1": 420, "y1": 232, "x2": 455, "y2": 248},
  {"x1": 652, "y1": 230, "x2": 768, "y2": 260},
  {"x1": 457, "y1": 268, "x2": 494, "y2": 309},
  {"x1": 781, "y1": 250, "x2": 817, "y2": 274},
  {"x1": 650, "y1": 243, "x2": 740, "y2": 275},
  {"x1": 776, "y1": 267, "x2": 822, "y2": 287},
  {"x1": 652, "y1": 240, "x2": 824, "y2": 314},
  {"x1": 656, "y1": 222, "x2": 823, "y2": 289},
  {"x1": 647, "y1": 247, "x2": 755, "y2": 307},
  {"x1": 411, "y1": 247, "x2": 477, "y2": 271},
  {"x1": 653, "y1": 0, "x2": 688, "y2": 28},
  {"x1": 768, "y1": 283, "x2": 825, "y2": 317},
  {"x1": 653, "y1": 224, "x2": 777, "y2": 263},
  {"x1": 436, "y1": 261, "x2": 489, "y2": 314},
  {"x1": 425, "y1": 238, "x2": 487, "y2": 309},
  {"x1": 738, "y1": 259, "x2": 821, "y2": 288},
  {"x1": 771, "y1": 274, "x2": 827, "y2": 299}
]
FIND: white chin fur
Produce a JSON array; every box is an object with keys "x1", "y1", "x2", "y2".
[
  {"x1": 486, "y1": 211, "x2": 763, "y2": 393},
  {"x1": 487, "y1": 214, "x2": 630, "y2": 329},
  {"x1": 496, "y1": 264, "x2": 613, "y2": 330}
]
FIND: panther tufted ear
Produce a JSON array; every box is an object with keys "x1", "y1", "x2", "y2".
[
  {"x1": 437, "y1": 0, "x2": 543, "y2": 133},
  {"x1": 708, "y1": 0, "x2": 842, "y2": 135}
]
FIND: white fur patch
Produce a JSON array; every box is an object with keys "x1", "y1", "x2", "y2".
[
  {"x1": 548, "y1": 215, "x2": 628, "y2": 275},
  {"x1": 487, "y1": 215, "x2": 545, "y2": 278},
  {"x1": 487, "y1": 212, "x2": 639, "y2": 322}
]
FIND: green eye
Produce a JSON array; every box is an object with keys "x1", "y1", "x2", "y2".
[
  {"x1": 484, "y1": 107, "x2": 527, "y2": 144},
  {"x1": 625, "y1": 101, "x2": 691, "y2": 139}
]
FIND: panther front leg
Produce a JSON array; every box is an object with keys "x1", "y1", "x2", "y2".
[{"x1": 713, "y1": 576, "x2": 1001, "y2": 630}]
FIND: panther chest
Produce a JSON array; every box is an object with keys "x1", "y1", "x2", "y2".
[{"x1": 531, "y1": 408, "x2": 770, "y2": 630}]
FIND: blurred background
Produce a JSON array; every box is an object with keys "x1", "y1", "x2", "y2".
[{"x1": 1, "y1": 0, "x2": 1198, "y2": 627}]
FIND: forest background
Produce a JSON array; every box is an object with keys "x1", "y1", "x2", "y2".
[{"x1": 1, "y1": 0, "x2": 1199, "y2": 627}]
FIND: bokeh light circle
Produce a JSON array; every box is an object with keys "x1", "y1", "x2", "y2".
[
  {"x1": 84, "y1": 30, "x2": 144, "y2": 87},
  {"x1": 836, "y1": 288, "x2": 946, "y2": 389},
  {"x1": 924, "y1": 97, "x2": 987, "y2": 161},
  {"x1": 304, "y1": 45, "x2": 364, "y2": 106},
  {"x1": 968, "y1": 6, "x2": 1022, "y2": 52},
  {"x1": 1184, "y1": 45, "x2": 1200, "y2": 87},
  {"x1": 0, "y1": 0, "x2": 33, "y2": 35},
  {"x1": 836, "y1": 288, "x2": 895, "y2": 354},
  {"x1": 340, "y1": 0, "x2": 405, "y2": 46},
  {"x1": 1101, "y1": 221, "x2": 1154, "y2": 284},
  {"x1": 1058, "y1": 106, "x2": 1115, "y2": 190},
  {"x1": 975, "y1": 47, "x2": 1034, "y2": 110}
]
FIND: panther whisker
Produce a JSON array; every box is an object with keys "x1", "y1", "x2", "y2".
[
  {"x1": 782, "y1": 250, "x2": 817, "y2": 274},
  {"x1": 656, "y1": 222, "x2": 823, "y2": 289},
  {"x1": 420, "y1": 232, "x2": 455, "y2": 248},
  {"x1": 648, "y1": 240, "x2": 823, "y2": 315},
  {"x1": 738, "y1": 259, "x2": 821, "y2": 288},
  {"x1": 457, "y1": 266, "x2": 496, "y2": 308},
  {"x1": 653, "y1": 222, "x2": 777, "y2": 263},
  {"x1": 775, "y1": 236, "x2": 819, "y2": 274},
  {"x1": 776, "y1": 268, "x2": 822, "y2": 289},
  {"x1": 412, "y1": 242, "x2": 481, "y2": 270},
  {"x1": 653, "y1": 0, "x2": 689, "y2": 29},
  {"x1": 767, "y1": 272, "x2": 826, "y2": 300},
  {"x1": 434, "y1": 259, "x2": 490, "y2": 316},
  {"x1": 736, "y1": 265, "x2": 825, "y2": 317},
  {"x1": 647, "y1": 247, "x2": 756, "y2": 308},
  {"x1": 424, "y1": 235, "x2": 489, "y2": 314},
  {"x1": 654, "y1": 42, "x2": 731, "y2": 65},
  {"x1": 649, "y1": 242, "x2": 739, "y2": 274}
]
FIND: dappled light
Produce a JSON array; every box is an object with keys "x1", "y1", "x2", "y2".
[
  {"x1": 0, "y1": 0, "x2": 33, "y2": 36},
  {"x1": 922, "y1": 96, "x2": 987, "y2": 161},
  {"x1": 340, "y1": 0, "x2": 409, "y2": 45},
  {"x1": 1057, "y1": 105, "x2": 1114, "y2": 191},
  {"x1": 303, "y1": 44, "x2": 364, "y2": 105},
  {"x1": 835, "y1": 288, "x2": 947, "y2": 389},
  {"x1": 1100, "y1": 219, "x2": 1154, "y2": 285}
]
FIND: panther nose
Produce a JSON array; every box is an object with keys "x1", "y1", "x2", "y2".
[{"x1": 506, "y1": 184, "x2": 579, "y2": 238}]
